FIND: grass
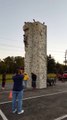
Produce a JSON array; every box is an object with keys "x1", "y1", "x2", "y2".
[{"x1": 0, "y1": 73, "x2": 57, "y2": 83}]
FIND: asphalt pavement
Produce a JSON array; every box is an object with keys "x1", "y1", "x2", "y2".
[{"x1": 0, "y1": 80, "x2": 67, "y2": 120}]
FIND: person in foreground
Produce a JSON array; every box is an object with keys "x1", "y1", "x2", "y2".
[{"x1": 12, "y1": 68, "x2": 24, "y2": 114}]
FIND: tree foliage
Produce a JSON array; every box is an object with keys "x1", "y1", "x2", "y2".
[
  {"x1": 0, "y1": 56, "x2": 24, "y2": 73},
  {"x1": 47, "y1": 54, "x2": 67, "y2": 74},
  {"x1": 0, "y1": 55, "x2": 67, "y2": 74}
]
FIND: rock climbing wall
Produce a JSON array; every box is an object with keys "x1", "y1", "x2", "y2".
[{"x1": 23, "y1": 21, "x2": 47, "y2": 88}]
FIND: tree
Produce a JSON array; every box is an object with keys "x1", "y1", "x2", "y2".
[
  {"x1": 0, "y1": 55, "x2": 66, "y2": 74},
  {"x1": 3, "y1": 56, "x2": 24, "y2": 73},
  {"x1": 14, "y1": 56, "x2": 24, "y2": 69},
  {"x1": 47, "y1": 55, "x2": 56, "y2": 73},
  {"x1": 3, "y1": 56, "x2": 15, "y2": 73},
  {"x1": 56, "y1": 62, "x2": 64, "y2": 74},
  {"x1": 0, "y1": 61, "x2": 6, "y2": 73}
]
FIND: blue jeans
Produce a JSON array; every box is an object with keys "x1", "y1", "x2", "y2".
[{"x1": 12, "y1": 90, "x2": 23, "y2": 112}]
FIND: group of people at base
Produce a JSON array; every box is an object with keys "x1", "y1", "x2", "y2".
[
  {"x1": 1, "y1": 70, "x2": 29, "y2": 90},
  {"x1": 1, "y1": 68, "x2": 37, "y2": 115}
]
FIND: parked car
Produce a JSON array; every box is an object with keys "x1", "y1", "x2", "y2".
[
  {"x1": 63, "y1": 71, "x2": 67, "y2": 79},
  {"x1": 57, "y1": 71, "x2": 67, "y2": 81},
  {"x1": 57, "y1": 73, "x2": 63, "y2": 81}
]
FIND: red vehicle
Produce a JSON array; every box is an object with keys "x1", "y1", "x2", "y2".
[
  {"x1": 57, "y1": 73, "x2": 63, "y2": 80},
  {"x1": 57, "y1": 71, "x2": 67, "y2": 81},
  {"x1": 63, "y1": 71, "x2": 67, "y2": 79}
]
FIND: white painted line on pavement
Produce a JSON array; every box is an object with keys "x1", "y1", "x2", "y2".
[
  {"x1": 0, "y1": 90, "x2": 10, "y2": 94},
  {"x1": 23, "y1": 90, "x2": 67, "y2": 100},
  {"x1": 0, "y1": 90, "x2": 67, "y2": 105},
  {"x1": 0, "y1": 100, "x2": 12, "y2": 105},
  {"x1": 54, "y1": 114, "x2": 67, "y2": 120},
  {"x1": 0, "y1": 109, "x2": 8, "y2": 120}
]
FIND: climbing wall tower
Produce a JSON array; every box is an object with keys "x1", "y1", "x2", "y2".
[{"x1": 23, "y1": 21, "x2": 47, "y2": 88}]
